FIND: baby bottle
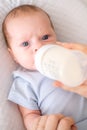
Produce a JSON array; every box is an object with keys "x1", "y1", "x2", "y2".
[{"x1": 35, "y1": 44, "x2": 87, "y2": 87}]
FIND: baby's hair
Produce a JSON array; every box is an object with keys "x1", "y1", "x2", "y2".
[{"x1": 2, "y1": 4, "x2": 54, "y2": 48}]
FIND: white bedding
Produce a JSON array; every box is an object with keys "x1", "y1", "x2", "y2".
[{"x1": 0, "y1": 0, "x2": 87, "y2": 130}]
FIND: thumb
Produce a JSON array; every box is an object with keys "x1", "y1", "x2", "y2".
[
  {"x1": 53, "y1": 81, "x2": 75, "y2": 92},
  {"x1": 53, "y1": 81, "x2": 64, "y2": 87}
]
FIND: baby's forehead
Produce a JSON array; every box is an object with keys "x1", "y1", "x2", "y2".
[
  {"x1": 5, "y1": 7, "x2": 54, "y2": 34},
  {"x1": 6, "y1": 9, "x2": 48, "y2": 25},
  {"x1": 6, "y1": 10, "x2": 51, "y2": 33},
  {"x1": 7, "y1": 10, "x2": 50, "y2": 27}
]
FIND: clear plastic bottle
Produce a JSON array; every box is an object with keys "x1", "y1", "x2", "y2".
[{"x1": 35, "y1": 44, "x2": 87, "y2": 87}]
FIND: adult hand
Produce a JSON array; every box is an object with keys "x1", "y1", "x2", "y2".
[
  {"x1": 56, "y1": 42, "x2": 87, "y2": 54},
  {"x1": 55, "y1": 42, "x2": 87, "y2": 98},
  {"x1": 54, "y1": 80, "x2": 87, "y2": 98},
  {"x1": 31, "y1": 114, "x2": 77, "y2": 130}
]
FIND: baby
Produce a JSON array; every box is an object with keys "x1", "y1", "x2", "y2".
[{"x1": 2, "y1": 4, "x2": 87, "y2": 130}]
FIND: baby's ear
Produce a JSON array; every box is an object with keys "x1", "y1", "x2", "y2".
[
  {"x1": 8, "y1": 48, "x2": 18, "y2": 63},
  {"x1": 8, "y1": 48, "x2": 13, "y2": 56}
]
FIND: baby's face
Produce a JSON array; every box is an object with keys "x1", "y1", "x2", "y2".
[{"x1": 7, "y1": 11, "x2": 56, "y2": 70}]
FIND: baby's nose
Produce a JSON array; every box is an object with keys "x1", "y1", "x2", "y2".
[{"x1": 33, "y1": 42, "x2": 42, "y2": 52}]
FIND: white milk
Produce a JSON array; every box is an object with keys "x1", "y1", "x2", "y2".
[{"x1": 35, "y1": 44, "x2": 87, "y2": 87}]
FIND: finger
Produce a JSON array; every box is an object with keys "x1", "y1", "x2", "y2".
[
  {"x1": 56, "y1": 42, "x2": 85, "y2": 51},
  {"x1": 54, "y1": 81, "x2": 77, "y2": 92},
  {"x1": 54, "y1": 81, "x2": 71, "y2": 90},
  {"x1": 56, "y1": 41, "x2": 63, "y2": 45},
  {"x1": 57, "y1": 117, "x2": 75, "y2": 130},
  {"x1": 60, "y1": 43, "x2": 74, "y2": 49},
  {"x1": 45, "y1": 114, "x2": 64, "y2": 130},
  {"x1": 53, "y1": 81, "x2": 63, "y2": 87},
  {"x1": 83, "y1": 80, "x2": 87, "y2": 84},
  {"x1": 72, "y1": 125, "x2": 77, "y2": 130},
  {"x1": 60, "y1": 42, "x2": 81, "y2": 49},
  {"x1": 56, "y1": 42, "x2": 87, "y2": 54},
  {"x1": 56, "y1": 42, "x2": 73, "y2": 49},
  {"x1": 60, "y1": 82, "x2": 87, "y2": 98},
  {"x1": 32, "y1": 117, "x2": 41, "y2": 130},
  {"x1": 56, "y1": 42, "x2": 75, "y2": 49},
  {"x1": 54, "y1": 81, "x2": 87, "y2": 98},
  {"x1": 37, "y1": 115, "x2": 48, "y2": 130}
]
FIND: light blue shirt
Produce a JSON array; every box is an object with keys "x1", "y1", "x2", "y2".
[{"x1": 8, "y1": 67, "x2": 87, "y2": 128}]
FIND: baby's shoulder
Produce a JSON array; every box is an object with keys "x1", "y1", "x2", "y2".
[{"x1": 13, "y1": 67, "x2": 45, "y2": 85}]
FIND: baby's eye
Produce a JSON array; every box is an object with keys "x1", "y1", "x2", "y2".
[
  {"x1": 22, "y1": 41, "x2": 29, "y2": 47},
  {"x1": 42, "y1": 35, "x2": 49, "y2": 40}
]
